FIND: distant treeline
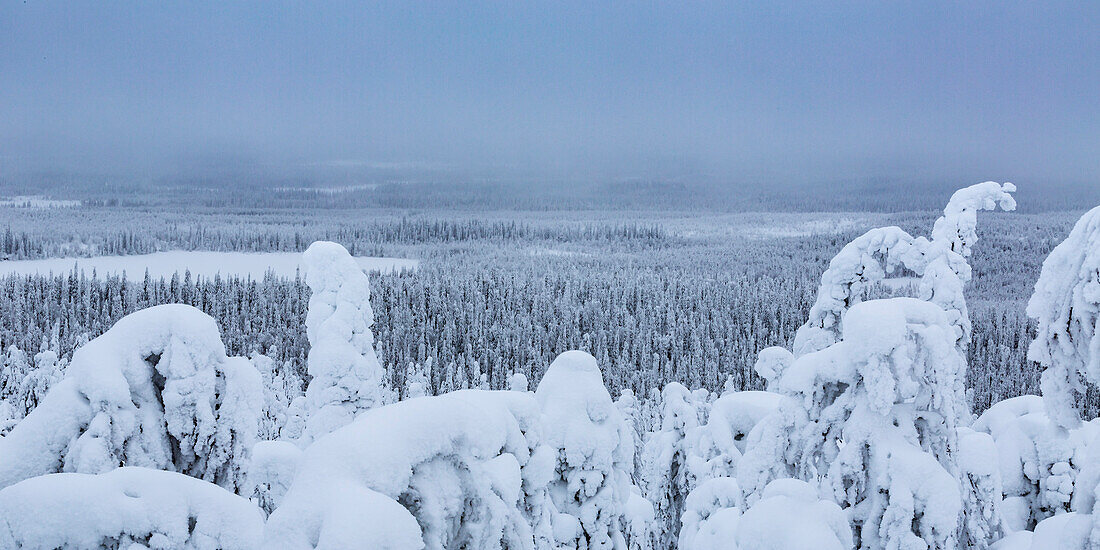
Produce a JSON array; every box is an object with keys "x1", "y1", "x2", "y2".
[
  {"x1": 3, "y1": 175, "x2": 1098, "y2": 213},
  {"x1": 0, "y1": 217, "x2": 667, "y2": 260}
]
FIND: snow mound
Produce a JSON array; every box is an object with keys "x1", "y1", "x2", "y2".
[
  {"x1": 265, "y1": 389, "x2": 548, "y2": 550},
  {"x1": 734, "y1": 479, "x2": 851, "y2": 550},
  {"x1": 685, "y1": 390, "x2": 780, "y2": 484},
  {"x1": 0, "y1": 467, "x2": 264, "y2": 550},
  {"x1": 0, "y1": 304, "x2": 261, "y2": 492},
  {"x1": 678, "y1": 477, "x2": 742, "y2": 550},
  {"x1": 681, "y1": 478, "x2": 851, "y2": 550}
]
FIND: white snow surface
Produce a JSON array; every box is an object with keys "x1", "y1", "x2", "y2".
[
  {"x1": 680, "y1": 478, "x2": 851, "y2": 550},
  {"x1": 0, "y1": 195, "x2": 80, "y2": 208},
  {"x1": 0, "y1": 467, "x2": 264, "y2": 550},
  {"x1": 0, "y1": 250, "x2": 418, "y2": 282}
]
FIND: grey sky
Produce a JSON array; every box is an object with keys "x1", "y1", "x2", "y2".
[{"x1": 1, "y1": 1, "x2": 1097, "y2": 184}]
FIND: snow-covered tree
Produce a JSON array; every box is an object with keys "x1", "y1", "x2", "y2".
[
  {"x1": 678, "y1": 477, "x2": 743, "y2": 550},
  {"x1": 285, "y1": 241, "x2": 392, "y2": 446},
  {"x1": 252, "y1": 352, "x2": 300, "y2": 440},
  {"x1": 0, "y1": 304, "x2": 263, "y2": 494},
  {"x1": 0, "y1": 346, "x2": 32, "y2": 434},
  {"x1": 757, "y1": 183, "x2": 1015, "y2": 548},
  {"x1": 0, "y1": 346, "x2": 64, "y2": 436},
  {"x1": 403, "y1": 360, "x2": 431, "y2": 399},
  {"x1": 740, "y1": 298, "x2": 972, "y2": 549},
  {"x1": 1026, "y1": 205, "x2": 1100, "y2": 430},
  {"x1": 639, "y1": 382, "x2": 700, "y2": 548},
  {"x1": 509, "y1": 370, "x2": 530, "y2": 393},
  {"x1": 958, "y1": 426, "x2": 1006, "y2": 547},
  {"x1": 536, "y1": 350, "x2": 634, "y2": 549},
  {"x1": 0, "y1": 467, "x2": 264, "y2": 549},
  {"x1": 972, "y1": 395, "x2": 1089, "y2": 532},
  {"x1": 249, "y1": 439, "x2": 304, "y2": 516},
  {"x1": 998, "y1": 204, "x2": 1100, "y2": 550},
  {"x1": 793, "y1": 181, "x2": 1015, "y2": 357}
]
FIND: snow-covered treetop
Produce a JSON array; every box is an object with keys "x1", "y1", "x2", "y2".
[
  {"x1": 291, "y1": 241, "x2": 391, "y2": 445},
  {"x1": 1026, "y1": 205, "x2": 1100, "y2": 429},
  {"x1": 931, "y1": 181, "x2": 1017, "y2": 258},
  {"x1": 265, "y1": 390, "x2": 543, "y2": 550},
  {"x1": 302, "y1": 240, "x2": 376, "y2": 355},
  {"x1": 535, "y1": 350, "x2": 634, "y2": 548},
  {"x1": 785, "y1": 298, "x2": 967, "y2": 422},
  {"x1": 794, "y1": 182, "x2": 1015, "y2": 356},
  {"x1": 535, "y1": 350, "x2": 621, "y2": 447}
]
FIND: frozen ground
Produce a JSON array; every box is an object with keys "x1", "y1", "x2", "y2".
[{"x1": 0, "y1": 251, "x2": 419, "y2": 281}]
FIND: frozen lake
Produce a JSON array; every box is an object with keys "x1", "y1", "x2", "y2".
[{"x1": 0, "y1": 251, "x2": 419, "y2": 281}]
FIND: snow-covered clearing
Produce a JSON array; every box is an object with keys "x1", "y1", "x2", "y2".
[
  {"x1": 0, "y1": 251, "x2": 419, "y2": 281},
  {"x1": 0, "y1": 196, "x2": 81, "y2": 208}
]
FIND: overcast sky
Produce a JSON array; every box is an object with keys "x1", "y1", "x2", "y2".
[{"x1": 1, "y1": 1, "x2": 1097, "y2": 184}]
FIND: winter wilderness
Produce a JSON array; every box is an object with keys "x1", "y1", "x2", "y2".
[{"x1": 2, "y1": 2, "x2": 1099, "y2": 550}]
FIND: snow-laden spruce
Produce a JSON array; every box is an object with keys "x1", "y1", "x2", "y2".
[
  {"x1": 639, "y1": 382, "x2": 700, "y2": 548},
  {"x1": 536, "y1": 350, "x2": 637, "y2": 550},
  {"x1": 684, "y1": 390, "x2": 780, "y2": 484},
  {"x1": 284, "y1": 240, "x2": 392, "y2": 446},
  {"x1": 0, "y1": 345, "x2": 64, "y2": 436},
  {"x1": 1027, "y1": 205, "x2": 1100, "y2": 430},
  {"x1": 972, "y1": 395, "x2": 1095, "y2": 532},
  {"x1": 0, "y1": 304, "x2": 262, "y2": 493},
  {"x1": 996, "y1": 204, "x2": 1100, "y2": 550},
  {"x1": 793, "y1": 181, "x2": 1015, "y2": 356},
  {"x1": 739, "y1": 298, "x2": 976, "y2": 549},
  {"x1": 0, "y1": 467, "x2": 264, "y2": 550}
]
